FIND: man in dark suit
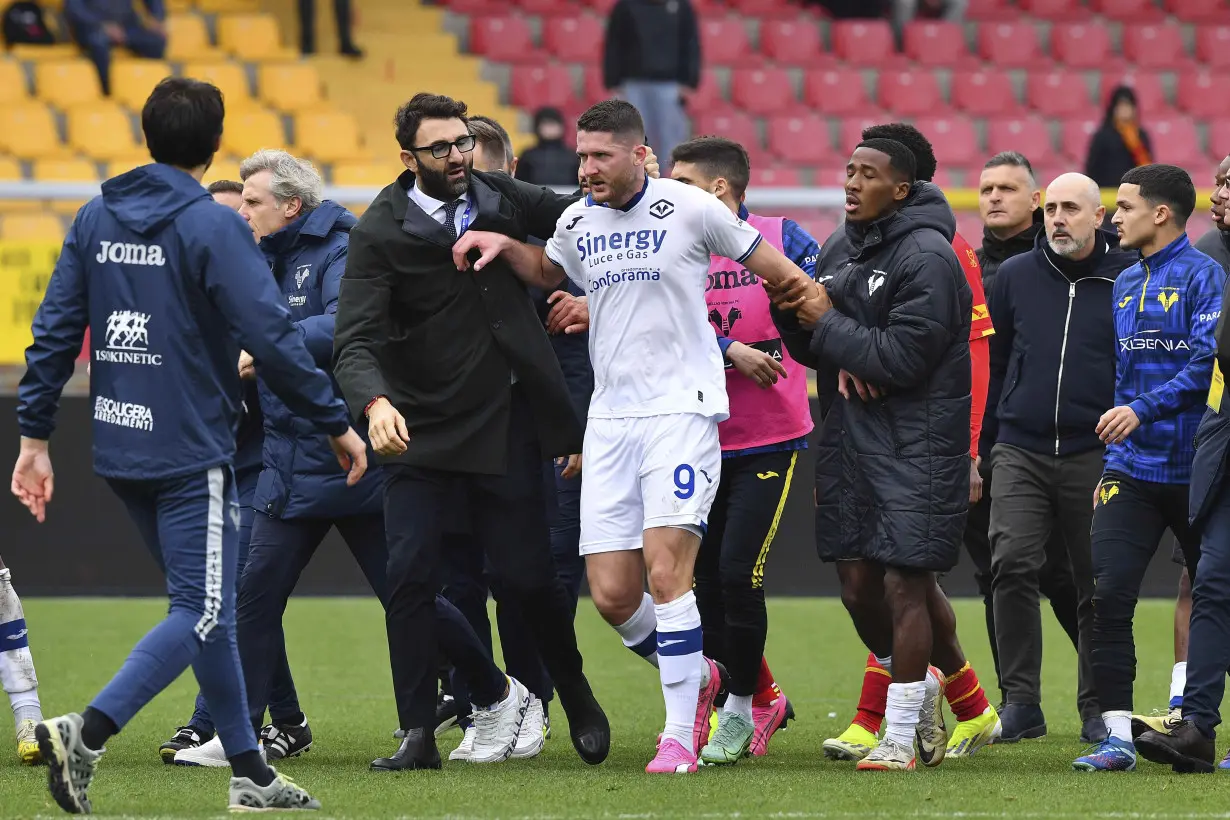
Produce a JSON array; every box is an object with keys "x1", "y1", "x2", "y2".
[{"x1": 333, "y1": 93, "x2": 608, "y2": 771}]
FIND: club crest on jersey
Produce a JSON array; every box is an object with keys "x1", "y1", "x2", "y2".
[
  {"x1": 295, "y1": 265, "x2": 311, "y2": 289},
  {"x1": 648, "y1": 199, "x2": 675, "y2": 220},
  {"x1": 1158, "y1": 288, "x2": 1181, "y2": 312},
  {"x1": 576, "y1": 229, "x2": 667, "y2": 263}
]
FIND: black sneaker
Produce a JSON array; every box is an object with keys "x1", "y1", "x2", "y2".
[
  {"x1": 159, "y1": 726, "x2": 212, "y2": 764},
  {"x1": 435, "y1": 693, "x2": 462, "y2": 737},
  {"x1": 259, "y1": 720, "x2": 313, "y2": 761},
  {"x1": 1136, "y1": 718, "x2": 1216, "y2": 773}
]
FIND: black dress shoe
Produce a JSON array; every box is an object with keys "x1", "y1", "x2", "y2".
[
  {"x1": 557, "y1": 677, "x2": 610, "y2": 766},
  {"x1": 1136, "y1": 719, "x2": 1216, "y2": 773},
  {"x1": 997, "y1": 703, "x2": 1046, "y2": 742},
  {"x1": 371, "y1": 728, "x2": 441, "y2": 771},
  {"x1": 1079, "y1": 715, "x2": 1108, "y2": 744}
]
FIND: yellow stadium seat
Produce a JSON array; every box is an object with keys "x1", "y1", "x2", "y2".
[
  {"x1": 202, "y1": 157, "x2": 242, "y2": 187},
  {"x1": 348, "y1": 203, "x2": 368, "y2": 218},
  {"x1": 49, "y1": 200, "x2": 90, "y2": 217},
  {"x1": 0, "y1": 213, "x2": 64, "y2": 241},
  {"x1": 8, "y1": 45, "x2": 79, "y2": 62},
  {"x1": 182, "y1": 62, "x2": 255, "y2": 109},
  {"x1": 164, "y1": 0, "x2": 191, "y2": 10},
  {"x1": 110, "y1": 60, "x2": 172, "y2": 111},
  {"x1": 196, "y1": 0, "x2": 261, "y2": 11},
  {"x1": 166, "y1": 14, "x2": 221, "y2": 62},
  {"x1": 216, "y1": 14, "x2": 297, "y2": 62},
  {"x1": 331, "y1": 162, "x2": 398, "y2": 187},
  {"x1": 257, "y1": 63, "x2": 326, "y2": 113},
  {"x1": 66, "y1": 103, "x2": 142, "y2": 161},
  {"x1": 104, "y1": 156, "x2": 151, "y2": 179},
  {"x1": 0, "y1": 156, "x2": 22, "y2": 180},
  {"x1": 0, "y1": 103, "x2": 70, "y2": 160},
  {"x1": 35, "y1": 61, "x2": 103, "y2": 110},
  {"x1": 221, "y1": 110, "x2": 285, "y2": 158},
  {"x1": 0, "y1": 61, "x2": 29, "y2": 105},
  {"x1": 32, "y1": 159, "x2": 100, "y2": 182},
  {"x1": 294, "y1": 111, "x2": 363, "y2": 164}
]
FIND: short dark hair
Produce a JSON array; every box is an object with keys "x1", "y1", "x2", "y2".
[
  {"x1": 206, "y1": 179, "x2": 243, "y2": 195},
  {"x1": 142, "y1": 77, "x2": 224, "y2": 169},
  {"x1": 862, "y1": 122, "x2": 936, "y2": 182},
  {"x1": 576, "y1": 99, "x2": 644, "y2": 142},
  {"x1": 1120, "y1": 163, "x2": 1198, "y2": 227},
  {"x1": 468, "y1": 115, "x2": 514, "y2": 170},
  {"x1": 984, "y1": 150, "x2": 1036, "y2": 180},
  {"x1": 856, "y1": 138, "x2": 916, "y2": 184},
  {"x1": 394, "y1": 93, "x2": 468, "y2": 151},
  {"x1": 670, "y1": 136, "x2": 751, "y2": 198}
]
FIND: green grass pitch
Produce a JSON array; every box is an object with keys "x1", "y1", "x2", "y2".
[{"x1": 4, "y1": 597, "x2": 1230, "y2": 819}]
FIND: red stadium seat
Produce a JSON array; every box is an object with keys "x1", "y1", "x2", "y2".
[
  {"x1": 768, "y1": 114, "x2": 837, "y2": 166},
  {"x1": 956, "y1": 212, "x2": 984, "y2": 246},
  {"x1": 693, "y1": 110, "x2": 762, "y2": 150},
  {"x1": 1090, "y1": 0, "x2": 1167, "y2": 20},
  {"x1": 951, "y1": 70, "x2": 1020, "y2": 117},
  {"x1": 1121, "y1": 24, "x2": 1190, "y2": 70},
  {"x1": 902, "y1": 21, "x2": 976, "y2": 68},
  {"x1": 804, "y1": 68, "x2": 876, "y2": 115},
  {"x1": 792, "y1": 214, "x2": 838, "y2": 245},
  {"x1": 469, "y1": 17, "x2": 538, "y2": 63},
  {"x1": 749, "y1": 165, "x2": 803, "y2": 187},
  {"x1": 1195, "y1": 25, "x2": 1230, "y2": 68},
  {"x1": 684, "y1": 69, "x2": 724, "y2": 113},
  {"x1": 928, "y1": 166, "x2": 965, "y2": 189},
  {"x1": 877, "y1": 69, "x2": 944, "y2": 116},
  {"x1": 838, "y1": 116, "x2": 886, "y2": 153},
  {"x1": 445, "y1": 0, "x2": 506, "y2": 14},
  {"x1": 760, "y1": 17, "x2": 831, "y2": 67},
  {"x1": 986, "y1": 116, "x2": 1052, "y2": 157},
  {"x1": 1019, "y1": 0, "x2": 1088, "y2": 18},
  {"x1": 543, "y1": 15, "x2": 604, "y2": 63},
  {"x1": 832, "y1": 20, "x2": 906, "y2": 68},
  {"x1": 698, "y1": 17, "x2": 757, "y2": 67},
  {"x1": 1167, "y1": 0, "x2": 1230, "y2": 23},
  {"x1": 1059, "y1": 117, "x2": 1099, "y2": 162},
  {"x1": 1051, "y1": 23, "x2": 1113, "y2": 69},
  {"x1": 727, "y1": 0, "x2": 795, "y2": 16},
  {"x1": 1176, "y1": 70, "x2": 1220, "y2": 118},
  {"x1": 1026, "y1": 70, "x2": 1091, "y2": 118},
  {"x1": 978, "y1": 21, "x2": 1042, "y2": 68},
  {"x1": 1149, "y1": 116, "x2": 1203, "y2": 165},
  {"x1": 580, "y1": 0, "x2": 616, "y2": 12},
  {"x1": 731, "y1": 67, "x2": 799, "y2": 116},
  {"x1": 965, "y1": 0, "x2": 1016, "y2": 19},
  {"x1": 914, "y1": 116, "x2": 980, "y2": 170},
  {"x1": 516, "y1": 0, "x2": 578, "y2": 14},
  {"x1": 1207, "y1": 119, "x2": 1230, "y2": 158},
  {"x1": 1189, "y1": 216, "x2": 1215, "y2": 242},
  {"x1": 510, "y1": 65, "x2": 577, "y2": 109},
  {"x1": 1100, "y1": 71, "x2": 1169, "y2": 116}
]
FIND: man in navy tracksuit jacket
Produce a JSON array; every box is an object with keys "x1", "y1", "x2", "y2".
[
  {"x1": 11, "y1": 78, "x2": 363, "y2": 813},
  {"x1": 1073, "y1": 165, "x2": 1224, "y2": 771}
]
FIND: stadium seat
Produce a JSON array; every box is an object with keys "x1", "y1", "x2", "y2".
[
  {"x1": 220, "y1": 109, "x2": 285, "y2": 158},
  {"x1": 928, "y1": 167, "x2": 964, "y2": 189},
  {"x1": 803, "y1": 68, "x2": 875, "y2": 115},
  {"x1": 510, "y1": 65, "x2": 578, "y2": 110},
  {"x1": 0, "y1": 213, "x2": 65, "y2": 241},
  {"x1": 1149, "y1": 116, "x2": 1203, "y2": 165},
  {"x1": 1090, "y1": 0, "x2": 1167, "y2": 20},
  {"x1": 446, "y1": 0, "x2": 507, "y2": 12},
  {"x1": 1121, "y1": 24, "x2": 1190, "y2": 70},
  {"x1": 760, "y1": 17, "x2": 830, "y2": 68},
  {"x1": 0, "y1": 103, "x2": 69, "y2": 159},
  {"x1": 32, "y1": 158, "x2": 99, "y2": 182},
  {"x1": 1189, "y1": 217, "x2": 1214, "y2": 241},
  {"x1": 196, "y1": 0, "x2": 261, "y2": 10},
  {"x1": 977, "y1": 21, "x2": 1042, "y2": 67},
  {"x1": 902, "y1": 21, "x2": 976, "y2": 68},
  {"x1": 793, "y1": 213, "x2": 838, "y2": 244},
  {"x1": 749, "y1": 165, "x2": 803, "y2": 187},
  {"x1": 683, "y1": 70, "x2": 723, "y2": 114},
  {"x1": 951, "y1": 71, "x2": 1020, "y2": 116},
  {"x1": 165, "y1": 14, "x2": 220, "y2": 62},
  {"x1": 965, "y1": 0, "x2": 1015, "y2": 19},
  {"x1": 1018, "y1": 0, "x2": 1088, "y2": 19},
  {"x1": 693, "y1": 110, "x2": 762, "y2": 150},
  {"x1": 469, "y1": 17, "x2": 538, "y2": 64},
  {"x1": 7, "y1": 44, "x2": 79, "y2": 62},
  {"x1": 1051, "y1": 23, "x2": 1114, "y2": 69},
  {"x1": 66, "y1": 103, "x2": 141, "y2": 161},
  {"x1": 0, "y1": 61, "x2": 29, "y2": 104},
  {"x1": 1026, "y1": 70, "x2": 1091, "y2": 117},
  {"x1": 767, "y1": 114, "x2": 836, "y2": 166},
  {"x1": 217, "y1": 14, "x2": 297, "y2": 62},
  {"x1": 182, "y1": 62, "x2": 255, "y2": 109},
  {"x1": 34, "y1": 61, "x2": 102, "y2": 109},
  {"x1": 110, "y1": 60, "x2": 171, "y2": 111},
  {"x1": 914, "y1": 117, "x2": 979, "y2": 169},
  {"x1": 956, "y1": 212, "x2": 984, "y2": 245},
  {"x1": 1060, "y1": 117, "x2": 1099, "y2": 162},
  {"x1": 579, "y1": 0, "x2": 617, "y2": 14},
  {"x1": 332, "y1": 162, "x2": 399, "y2": 186},
  {"x1": 1176, "y1": 70, "x2": 1220, "y2": 118},
  {"x1": 1206, "y1": 118, "x2": 1230, "y2": 158},
  {"x1": 1195, "y1": 25, "x2": 1230, "y2": 69},
  {"x1": 877, "y1": 70, "x2": 943, "y2": 117},
  {"x1": 542, "y1": 15, "x2": 604, "y2": 63},
  {"x1": 294, "y1": 111, "x2": 364, "y2": 164},
  {"x1": 832, "y1": 20, "x2": 906, "y2": 68},
  {"x1": 985, "y1": 116, "x2": 1052, "y2": 157},
  {"x1": 1099, "y1": 72, "x2": 1168, "y2": 116},
  {"x1": 727, "y1": 0, "x2": 795, "y2": 16},
  {"x1": 0, "y1": 156, "x2": 22, "y2": 180},
  {"x1": 698, "y1": 17, "x2": 757, "y2": 67},
  {"x1": 731, "y1": 68, "x2": 798, "y2": 116},
  {"x1": 104, "y1": 157, "x2": 150, "y2": 178},
  {"x1": 1168, "y1": 0, "x2": 1230, "y2": 23},
  {"x1": 257, "y1": 63, "x2": 326, "y2": 112},
  {"x1": 517, "y1": 0, "x2": 579, "y2": 14},
  {"x1": 201, "y1": 157, "x2": 242, "y2": 187}
]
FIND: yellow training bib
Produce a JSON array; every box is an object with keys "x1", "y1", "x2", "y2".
[{"x1": 1209, "y1": 359, "x2": 1224, "y2": 413}]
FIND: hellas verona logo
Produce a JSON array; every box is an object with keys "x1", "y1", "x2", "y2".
[
  {"x1": 648, "y1": 199, "x2": 675, "y2": 220},
  {"x1": 295, "y1": 265, "x2": 311, "y2": 289},
  {"x1": 868, "y1": 270, "x2": 887, "y2": 296},
  {"x1": 97, "y1": 310, "x2": 161, "y2": 366}
]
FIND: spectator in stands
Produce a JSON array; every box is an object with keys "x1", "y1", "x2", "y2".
[
  {"x1": 814, "y1": 0, "x2": 887, "y2": 16},
  {"x1": 1195, "y1": 153, "x2": 1230, "y2": 273},
  {"x1": 602, "y1": 0, "x2": 699, "y2": 161},
  {"x1": 517, "y1": 108, "x2": 579, "y2": 189},
  {"x1": 1086, "y1": 86, "x2": 1153, "y2": 192},
  {"x1": 298, "y1": 0, "x2": 361, "y2": 58},
  {"x1": 64, "y1": 0, "x2": 166, "y2": 95}
]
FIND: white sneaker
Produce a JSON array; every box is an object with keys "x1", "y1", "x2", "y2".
[
  {"x1": 511, "y1": 696, "x2": 546, "y2": 759},
  {"x1": 449, "y1": 725, "x2": 476, "y2": 761},
  {"x1": 469, "y1": 676, "x2": 530, "y2": 764},
  {"x1": 174, "y1": 734, "x2": 230, "y2": 767},
  {"x1": 36, "y1": 713, "x2": 103, "y2": 815},
  {"x1": 229, "y1": 766, "x2": 320, "y2": 811},
  {"x1": 916, "y1": 667, "x2": 947, "y2": 768}
]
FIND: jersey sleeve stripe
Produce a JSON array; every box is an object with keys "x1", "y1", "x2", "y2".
[{"x1": 735, "y1": 234, "x2": 763, "y2": 264}]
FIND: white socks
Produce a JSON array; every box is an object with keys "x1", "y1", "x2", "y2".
[
  {"x1": 0, "y1": 569, "x2": 41, "y2": 728},
  {"x1": 614, "y1": 593, "x2": 660, "y2": 668},
  {"x1": 1103, "y1": 710, "x2": 1132, "y2": 743},
  {"x1": 884, "y1": 681, "x2": 925, "y2": 748},
  {"x1": 655, "y1": 591, "x2": 703, "y2": 750},
  {"x1": 1170, "y1": 662, "x2": 1187, "y2": 709},
  {"x1": 724, "y1": 693, "x2": 753, "y2": 722}
]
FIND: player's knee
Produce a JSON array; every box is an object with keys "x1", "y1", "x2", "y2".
[
  {"x1": 587, "y1": 572, "x2": 641, "y2": 625},
  {"x1": 646, "y1": 562, "x2": 691, "y2": 604}
]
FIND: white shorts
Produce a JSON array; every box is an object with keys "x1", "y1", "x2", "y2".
[{"x1": 579, "y1": 413, "x2": 722, "y2": 556}]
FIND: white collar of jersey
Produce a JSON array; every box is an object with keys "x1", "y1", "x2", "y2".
[
  {"x1": 408, "y1": 184, "x2": 467, "y2": 218},
  {"x1": 585, "y1": 175, "x2": 649, "y2": 212}
]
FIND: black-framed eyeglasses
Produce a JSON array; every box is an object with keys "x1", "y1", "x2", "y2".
[{"x1": 411, "y1": 134, "x2": 477, "y2": 159}]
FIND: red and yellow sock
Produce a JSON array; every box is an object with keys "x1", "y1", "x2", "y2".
[
  {"x1": 944, "y1": 662, "x2": 991, "y2": 722},
  {"x1": 753, "y1": 656, "x2": 782, "y2": 707},
  {"x1": 853, "y1": 653, "x2": 891, "y2": 734}
]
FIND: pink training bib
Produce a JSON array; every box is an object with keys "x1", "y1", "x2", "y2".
[{"x1": 705, "y1": 213, "x2": 814, "y2": 451}]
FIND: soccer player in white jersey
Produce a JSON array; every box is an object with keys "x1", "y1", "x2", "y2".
[{"x1": 452, "y1": 100, "x2": 816, "y2": 773}]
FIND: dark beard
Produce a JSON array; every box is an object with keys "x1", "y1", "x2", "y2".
[{"x1": 417, "y1": 162, "x2": 470, "y2": 201}]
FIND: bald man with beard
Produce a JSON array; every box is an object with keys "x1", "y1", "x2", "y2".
[{"x1": 985, "y1": 173, "x2": 1137, "y2": 745}]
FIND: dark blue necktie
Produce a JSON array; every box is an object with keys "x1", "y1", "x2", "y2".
[{"x1": 442, "y1": 199, "x2": 460, "y2": 241}]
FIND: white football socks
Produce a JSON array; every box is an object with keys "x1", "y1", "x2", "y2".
[
  {"x1": 0, "y1": 569, "x2": 41, "y2": 728},
  {"x1": 884, "y1": 681, "x2": 925, "y2": 749},
  {"x1": 614, "y1": 593, "x2": 660, "y2": 668},
  {"x1": 724, "y1": 693, "x2": 753, "y2": 722},
  {"x1": 1170, "y1": 662, "x2": 1187, "y2": 708},
  {"x1": 655, "y1": 591, "x2": 703, "y2": 750},
  {"x1": 1103, "y1": 710, "x2": 1132, "y2": 743}
]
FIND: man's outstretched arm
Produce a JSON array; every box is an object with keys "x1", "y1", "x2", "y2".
[{"x1": 452, "y1": 230, "x2": 566, "y2": 290}]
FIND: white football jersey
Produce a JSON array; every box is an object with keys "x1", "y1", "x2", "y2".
[{"x1": 545, "y1": 177, "x2": 763, "y2": 421}]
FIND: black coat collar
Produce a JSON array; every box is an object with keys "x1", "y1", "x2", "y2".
[{"x1": 393, "y1": 170, "x2": 504, "y2": 248}]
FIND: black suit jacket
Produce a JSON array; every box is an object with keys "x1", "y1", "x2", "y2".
[{"x1": 333, "y1": 169, "x2": 582, "y2": 474}]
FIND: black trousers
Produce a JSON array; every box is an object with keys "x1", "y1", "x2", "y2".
[
  {"x1": 297, "y1": 0, "x2": 355, "y2": 52},
  {"x1": 1090, "y1": 472, "x2": 1200, "y2": 714},
  {"x1": 383, "y1": 387, "x2": 585, "y2": 731},
  {"x1": 962, "y1": 458, "x2": 1083, "y2": 703},
  {"x1": 695, "y1": 449, "x2": 798, "y2": 697}
]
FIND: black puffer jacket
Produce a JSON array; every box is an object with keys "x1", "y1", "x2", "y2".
[{"x1": 781, "y1": 183, "x2": 972, "y2": 572}]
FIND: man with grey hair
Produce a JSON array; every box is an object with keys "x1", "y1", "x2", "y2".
[{"x1": 986, "y1": 172, "x2": 1135, "y2": 745}]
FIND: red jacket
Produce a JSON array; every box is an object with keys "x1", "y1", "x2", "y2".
[{"x1": 953, "y1": 231, "x2": 993, "y2": 459}]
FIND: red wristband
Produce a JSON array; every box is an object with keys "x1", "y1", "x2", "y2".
[{"x1": 364, "y1": 396, "x2": 386, "y2": 418}]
